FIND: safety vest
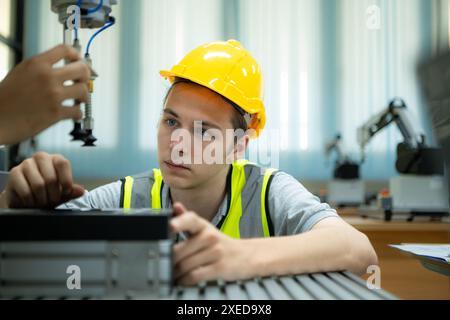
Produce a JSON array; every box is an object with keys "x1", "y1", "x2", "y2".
[{"x1": 120, "y1": 160, "x2": 278, "y2": 239}]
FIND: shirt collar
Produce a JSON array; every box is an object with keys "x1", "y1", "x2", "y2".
[{"x1": 161, "y1": 183, "x2": 229, "y2": 228}]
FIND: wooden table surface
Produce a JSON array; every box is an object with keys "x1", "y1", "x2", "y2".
[{"x1": 338, "y1": 208, "x2": 450, "y2": 300}]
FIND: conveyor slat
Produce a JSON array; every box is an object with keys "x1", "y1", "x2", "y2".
[
  {"x1": 223, "y1": 282, "x2": 248, "y2": 300},
  {"x1": 204, "y1": 285, "x2": 225, "y2": 300},
  {"x1": 279, "y1": 276, "x2": 314, "y2": 300},
  {"x1": 261, "y1": 278, "x2": 292, "y2": 300},
  {"x1": 180, "y1": 287, "x2": 200, "y2": 300},
  {"x1": 311, "y1": 273, "x2": 358, "y2": 300},
  {"x1": 327, "y1": 272, "x2": 382, "y2": 300},
  {"x1": 243, "y1": 279, "x2": 270, "y2": 300},
  {"x1": 342, "y1": 271, "x2": 398, "y2": 300},
  {"x1": 295, "y1": 275, "x2": 336, "y2": 300}
]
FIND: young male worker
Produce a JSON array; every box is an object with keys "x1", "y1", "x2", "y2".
[{"x1": 0, "y1": 40, "x2": 378, "y2": 286}]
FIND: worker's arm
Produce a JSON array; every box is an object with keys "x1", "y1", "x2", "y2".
[
  {"x1": 172, "y1": 203, "x2": 378, "y2": 286},
  {"x1": 0, "y1": 152, "x2": 84, "y2": 209},
  {"x1": 0, "y1": 45, "x2": 90, "y2": 145}
]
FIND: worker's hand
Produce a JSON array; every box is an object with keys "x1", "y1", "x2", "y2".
[
  {"x1": 0, "y1": 44, "x2": 90, "y2": 145},
  {"x1": 0, "y1": 152, "x2": 85, "y2": 209},
  {"x1": 171, "y1": 203, "x2": 256, "y2": 286}
]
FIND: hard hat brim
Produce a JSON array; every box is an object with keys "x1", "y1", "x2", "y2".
[{"x1": 159, "y1": 70, "x2": 177, "y2": 83}]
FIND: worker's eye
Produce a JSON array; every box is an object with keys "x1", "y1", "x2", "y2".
[
  {"x1": 165, "y1": 118, "x2": 178, "y2": 128},
  {"x1": 202, "y1": 129, "x2": 216, "y2": 141}
]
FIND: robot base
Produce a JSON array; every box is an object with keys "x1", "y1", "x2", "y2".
[
  {"x1": 390, "y1": 175, "x2": 449, "y2": 213},
  {"x1": 327, "y1": 180, "x2": 365, "y2": 207}
]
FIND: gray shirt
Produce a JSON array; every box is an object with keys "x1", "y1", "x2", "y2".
[{"x1": 60, "y1": 172, "x2": 339, "y2": 235}]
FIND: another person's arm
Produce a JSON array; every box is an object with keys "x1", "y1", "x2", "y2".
[{"x1": 0, "y1": 45, "x2": 90, "y2": 145}]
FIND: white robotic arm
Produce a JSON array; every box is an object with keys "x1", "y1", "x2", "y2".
[
  {"x1": 357, "y1": 98, "x2": 443, "y2": 175},
  {"x1": 325, "y1": 134, "x2": 345, "y2": 163},
  {"x1": 357, "y1": 98, "x2": 423, "y2": 156},
  {"x1": 324, "y1": 134, "x2": 360, "y2": 180}
]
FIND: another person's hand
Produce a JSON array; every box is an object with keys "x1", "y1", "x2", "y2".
[
  {"x1": 0, "y1": 152, "x2": 85, "y2": 209},
  {"x1": 0, "y1": 45, "x2": 90, "y2": 145},
  {"x1": 171, "y1": 203, "x2": 257, "y2": 286}
]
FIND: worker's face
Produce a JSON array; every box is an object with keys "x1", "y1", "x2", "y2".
[{"x1": 157, "y1": 82, "x2": 247, "y2": 190}]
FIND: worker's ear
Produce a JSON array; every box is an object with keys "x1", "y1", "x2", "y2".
[{"x1": 232, "y1": 134, "x2": 249, "y2": 161}]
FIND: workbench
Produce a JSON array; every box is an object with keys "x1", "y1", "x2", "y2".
[{"x1": 339, "y1": 209, "x2": 450, "y2": 299}]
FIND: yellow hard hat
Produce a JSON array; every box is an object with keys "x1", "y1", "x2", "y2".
[{"x1": 160, "y1": 40, "x2": 266, "y2": 138}]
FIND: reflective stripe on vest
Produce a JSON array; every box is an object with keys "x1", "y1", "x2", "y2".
[
  {"x1": 261, "y1": 168, "x2": 278, "y2": 238},
  {"x1": 122, "y1": 176, "x2": 133, "y2": 209},
  {"x1": 151, "y1": 168, "x2": 163, "y2": 209},
  {"x1": 120, "y1": 161, "x2": 277, "y2": 238}
]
